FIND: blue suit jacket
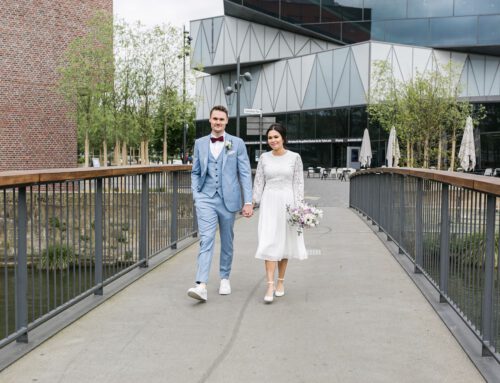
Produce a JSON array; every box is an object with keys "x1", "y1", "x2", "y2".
[{"x1": 191, "y1": 133, "x2": 253, "y2": 212}]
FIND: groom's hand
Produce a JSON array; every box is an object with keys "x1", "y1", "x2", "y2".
[{"x1": 242, "y1": 204, "x2": 253, "y2": 218}]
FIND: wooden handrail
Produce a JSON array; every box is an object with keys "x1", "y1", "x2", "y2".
[
  {"x1": 350, "y1": 168, "x2": 500, "y2": 196},
  {"x1": 0, "y1": 165, "x2": 193, "y2": 187}
]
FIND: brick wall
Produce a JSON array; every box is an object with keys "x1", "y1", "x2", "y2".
[{"x1": 0, "y1": 0, "x2": 112, "y2": 171}]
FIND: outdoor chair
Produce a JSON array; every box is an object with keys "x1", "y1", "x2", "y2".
[
  {"x1": 307, "y1": 167, "x2": 314, "y2": 178},
  {"x1": 484, "y1": 168, "x2": 493, "y2": 176}
]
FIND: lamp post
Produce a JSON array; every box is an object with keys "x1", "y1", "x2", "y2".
[
  {"x1": 182, "y1": 25, "x2": 192, "y2": 163},
  {"x1": 224, "y1": 56, "x2": 252, "y2": 137}
]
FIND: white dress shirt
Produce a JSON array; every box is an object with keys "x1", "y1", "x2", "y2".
[{"x1": 210, "y1": 134, "x2": 225, "y2": 159}]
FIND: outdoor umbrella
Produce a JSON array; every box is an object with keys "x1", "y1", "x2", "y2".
[
  {"x1": 386, "y1": 126, "x2": 401, "y2": 167},
  {"x1": 359, "y1": 128, "x2": 372, "y2": 168},
  {"x1": 458, "y1": 116, "x2": 476, "y2": 172}
]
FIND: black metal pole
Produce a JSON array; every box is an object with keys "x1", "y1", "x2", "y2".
[
  {"x1": 236, "y1": 55, "x2": 240, "y2": 137},
  {"x1": 182, "y1": 25, "x2": 187, "y2": 162}
]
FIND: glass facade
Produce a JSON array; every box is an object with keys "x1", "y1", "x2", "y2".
[
  {"x1": 226, "y1": 0, "x2": 500, "y2": 54},
  {"x1": 196, "y1": 102, "x2": 500, "y2": 170}
]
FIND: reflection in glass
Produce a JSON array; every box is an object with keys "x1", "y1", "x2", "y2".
[
  {"x1": 349, "y1": 107, "x2": 367, "y2": 138},
  {"x1": 342, "y1": 21, "x2": 371, "y2": 44},
  {"x1": 430, "y1": 16, "x2": 477, "y2": 46},
  {"x1": 385, "y1": 19, "x2": 430, "y2": 46},
  {"x1": 322, "y1": 0, "x2": 363, "y2": 22},
  {"x1": 301, "y1": 111, "x2": 316, "y2": 139},
  {"x1": 478, "y1": 15, "x2": 500, "y2": 45},
  {"x1": 303, "y1": 22, "x2": 342, "y2": 41},
  {"x1": 243, "y1": 0, "x2": 280, "y2": 18},
  {"x1": 363, "y1": 0, "x2": 406, "y2": 20},
  {"x1": 281, "y1": 0, "x2": 321, "y2": 24},
  {"x1": 408, "y1": 0, "x2": 453, "y2": 18},
  {"x1": 285, "y1": 113, "x2": 300, "y2": 140},
  {"x1": 454, "y1": 0, "x2": 500, "y2": 17}
]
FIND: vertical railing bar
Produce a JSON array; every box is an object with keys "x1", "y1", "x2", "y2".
[
  {"x1": 2, "y1": 190, "x2": 8, "y2": 335},
  {"x1": 415, "y1": 178, "x2": 423, "y2": 273},
  {"x1": 481, "y1": 194, "x2": 496, "y2": 356},
  {"x1": 29, "y1": 187, "x2": 35, "y2": 323},
  {"x1": 139, "y1": 173, "x2": 149, "y2": 267},
  {"x1": 439, "y1": 183, "x2": 450, "y2": 303},
  {"x1": 16, "y1": 186, "x2": 28, "y2": 343},
  {"x1": 171, "y1": 172, "x2": 179, "y2": 249},
  {"x1": 94, "y1": 178, "x2": 103, "y2": 296},
  {"x1": 398, "y1": 175, "x2": 405, "y2": 253}
]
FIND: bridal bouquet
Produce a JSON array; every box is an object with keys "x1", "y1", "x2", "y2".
[{"x1": 286, "y1": 201, "x2": 323, "y2": 235}]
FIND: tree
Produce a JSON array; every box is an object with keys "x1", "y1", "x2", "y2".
[
  {"x1": 368, "y1": 60, "x2": 483, "y2": 169},
  {"x1": 58, "y1": 10, "x2": 114, "y2": 167}
]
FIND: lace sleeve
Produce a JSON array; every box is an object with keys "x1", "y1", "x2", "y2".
[
  {"x1": 292, "y1": 153, "x2": 304, "y2": 206},
  {"x1": 252, "y1": 154, "x2": 265, "y2": 204}
]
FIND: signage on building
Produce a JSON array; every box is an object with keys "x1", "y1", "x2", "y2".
[{"x1": 246, "y1": 116, "x2": 276, "y2": 135}]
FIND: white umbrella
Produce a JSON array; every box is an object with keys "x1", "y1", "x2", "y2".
[
  {"x1": 386, "y1": 126, "x2": 401, "y2": 167},
  {"x1": 458, "y1": 116, "x2": 476, "y2": 172},
  {"x1": 359, "y1": 128, "x2": 372, "y2": 168}
]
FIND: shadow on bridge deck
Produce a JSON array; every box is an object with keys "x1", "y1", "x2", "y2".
[{"x1": 0, "y1": 180, "x2": 489, "y2": 382}]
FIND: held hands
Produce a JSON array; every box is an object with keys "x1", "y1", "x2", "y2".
[{"x1": 242, "y1": 204, "x2": 253, "y2": 218}]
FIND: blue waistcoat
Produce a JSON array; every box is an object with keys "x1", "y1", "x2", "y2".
[{"x1": 200, "y1": 151, "x2": 223, "y2": 198}]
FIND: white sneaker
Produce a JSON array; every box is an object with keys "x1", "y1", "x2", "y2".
[
  {"x1": 219, "y1": 279, "x2": 231, "y2": 295},
  {"x1": 187, "y1": 284, "x2": 207, "y2": 301}
]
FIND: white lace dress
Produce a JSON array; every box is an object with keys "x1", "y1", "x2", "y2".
[{"x1": 253, "y1": 150, "x2": 308, "y2": 261}]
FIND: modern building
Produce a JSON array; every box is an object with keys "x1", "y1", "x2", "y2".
[
  {"x1": 191, "y1": 0, "x2": 500, "y2": 170},
  {"x1": 0, "y1": 1, "x2": 112, "y2": 171}
]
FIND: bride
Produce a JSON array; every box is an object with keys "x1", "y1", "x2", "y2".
[{"x1": 252, "y1": 123, "x2": 307, "y2": 303}]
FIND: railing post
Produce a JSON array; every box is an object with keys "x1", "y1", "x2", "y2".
[
  {"x1": 415, "y1": 178, "x2": 423, "y2": 273},
  {"x1": 481, "y1": 194, "x2": 496, "y2": 356},
  {"x1": 171, "y1": 172, "x2": 179, "y2": 249},
  {"x1": 439, "y1": 183, "x2": 450, "y2": 303},
  {"x1": 16, "y1": 186, "x2": 28, "y2": 343},
  {"x1": 139, "y1": 173, "x2": 149, "y2": 267},
  {"x1": 94, "y1": 178, "x2": 103, "y2": 296},
  {"x1": 398, "y1": 174, "x2": 405, "y2": 254}
]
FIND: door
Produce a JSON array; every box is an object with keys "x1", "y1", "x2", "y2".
[{"x1": 347, "y1": 146, "x2": 361, "y2": 169}]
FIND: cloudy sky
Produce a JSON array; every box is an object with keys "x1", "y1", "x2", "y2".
[{"x1": 113, "y1": 0, "x2": 224, "y2": 29}]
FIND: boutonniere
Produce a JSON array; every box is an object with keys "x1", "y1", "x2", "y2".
[{"x1": 225, "y1": 140, "x2": 233, "y2": 151}]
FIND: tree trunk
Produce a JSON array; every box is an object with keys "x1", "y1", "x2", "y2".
[
  {"x1": 145, "y1": 140, "x2": 149, "y2": 165},
  {"x1": 84, "y1": 131, "x2": 90, "y2": 168},
  {"x1": 406, "y1": 139, "x2": 411, "y2": 167},
  {"x1": 102, "y1": 140, "x2": 108, "y2": 167},
  {"x1": 113, "y1": 140, "x2": 120, "y2": 166},
  {"x1": 121, "y1": 142, "x2": 127, "y2": 166},
  {"x1": 140, "y1": 141, "x2": 145, "y2": 164},
  {"x1": 437, "y1": 136, "x2": 442, "y2": 170},
  {"x1": 450, "y1": 127, "x2": 457, "y2": 171},
  {"x1": 163, "y1": 120, "x2": 168, "y2": 164},
  {"x1": 423, "y1": 137, "x2": 429, "y2": 168}
]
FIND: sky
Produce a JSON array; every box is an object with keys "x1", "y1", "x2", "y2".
[{"x1": 113, "y1": 0, "x2": 224, "y2": 29}]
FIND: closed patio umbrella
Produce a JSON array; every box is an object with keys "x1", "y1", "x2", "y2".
[
  {"x1": 386, "y1": 126, "x2": 400, "y2": 167},
  {"x1": 359, "y1": 128, "x2": 372, "y2": 168},
  {"x1": 458, "y1": 116, "x2": 476, "y2": 172}
]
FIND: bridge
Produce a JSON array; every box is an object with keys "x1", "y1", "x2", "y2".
[{"x1": 0, "y1": 167, "x2": 499, "y2": 382}]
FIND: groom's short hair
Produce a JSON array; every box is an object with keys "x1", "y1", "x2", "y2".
[{"x1": 210, "y1": 105, "x2": 228, "y2": 118}]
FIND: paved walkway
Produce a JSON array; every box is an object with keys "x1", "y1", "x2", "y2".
[{"x1": 0, "y1": 179, "x2": 485, "y2": 382}]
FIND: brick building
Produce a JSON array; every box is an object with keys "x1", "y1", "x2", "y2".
[{"x1": 0, "y1": 0, "x2": 112, "y2": 171}]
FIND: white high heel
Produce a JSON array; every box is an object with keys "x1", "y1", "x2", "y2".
[
  {"x1": 275, "y1": 278, "x2": 285, "y2": 297},
  {"x1": 264, "y1": 281, "x2": 274, "y2": 303}
]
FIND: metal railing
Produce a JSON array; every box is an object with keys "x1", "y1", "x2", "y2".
[
  {"x1": 0, "y1": 165, "x2": 195, "y2": 348},
  {"x1": 350, "y1": 168, "x2": 500, "y2": 360}
]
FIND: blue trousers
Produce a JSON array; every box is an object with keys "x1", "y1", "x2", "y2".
[{"x1": 195, "y1": 193, "x2": 236, "y2": 283}]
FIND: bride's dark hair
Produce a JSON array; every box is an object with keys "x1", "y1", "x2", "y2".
[{"x1": 266, "y1": 123, "x2": 287, "y2": 146}]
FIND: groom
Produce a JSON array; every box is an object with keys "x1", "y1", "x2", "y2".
[{"x1": 187, "y1": 105, "x2": 253, "y2": 302}]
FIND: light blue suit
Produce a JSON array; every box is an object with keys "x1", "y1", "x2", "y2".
[{"x1": 191, "y1": 133, "x2": 253, "y2": 283}]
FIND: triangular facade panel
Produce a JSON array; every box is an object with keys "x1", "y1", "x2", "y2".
[
  {"x1": 237, "y1": 19, "x2": 251, "y2": 62},
  {"x1": 352, "y1": 44, "x2": 370, "y2": 93},
  {"x1": 466, "y1": 59, "x2": 480, "y2": 97},
  {"x1": 264, "y1": 27, "x2": 280, "y2": 60},
  {"x1": 211, "y1": 17, "x2": 224, "y2": 63},
  {"x1": 317, "y1": 51, "x2": 334, "y2": 103},
  {"x1": 261, "y1": 64, "x2": 275, "y2": 114},
  {"x1": 349, "y1": 53, "x2": 367, "y2": 106},
  {"x1": 486, "y1": 59, "x2": 500, "y2": 96},
  {"x1": 302, "y1": 59, "x2": 318, "y2": 110},
  {"x1": 316, "y1": 58, "x2": 332, "y2": 109},
  {"x1": 412, "y1": 47, "x2": 432, "y2": 77},
  {"x1": 470, "y1": 55, "x2": 485, "y2": 95},
  {"x1": 333, "y1": 51, "x2": 351, "y2": 107},
  {"x1": 286, "y1": 62, "x2": 301, "y2": 112},
  {"x1": 300, "y1": 55, "x2": 316, "y2": 104},
  {"x1": 333, "y1": 47, "x2": 349, "y2": 102},
  {"x1": 295, "y1": 35, "x2": 310, "y2": 55},
  {"x1": 250, "y1": 26, "x2": 265, "y2": 62},
  {"x1": 393, "y1": 45, "x2": 413, "y2": 83},
  {"x1": 279, "y1": 31, "x2": 294, "y2": 59},
  {"x1": 272, "y1": 60, "x2": 287, "y2": 110}
]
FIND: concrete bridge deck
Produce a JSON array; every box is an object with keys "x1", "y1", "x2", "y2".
[{"x1": 0, "y1": 180, "x2": 487, "y2": 382}]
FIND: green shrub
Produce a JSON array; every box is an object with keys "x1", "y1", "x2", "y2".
[{"x1": 38, "y1": 245, "x2": 76, "y2": 270}]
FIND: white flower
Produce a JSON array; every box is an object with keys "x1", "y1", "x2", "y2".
[{"x1": 225, "y1": 140, "x2": 232, "y2": 151}]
